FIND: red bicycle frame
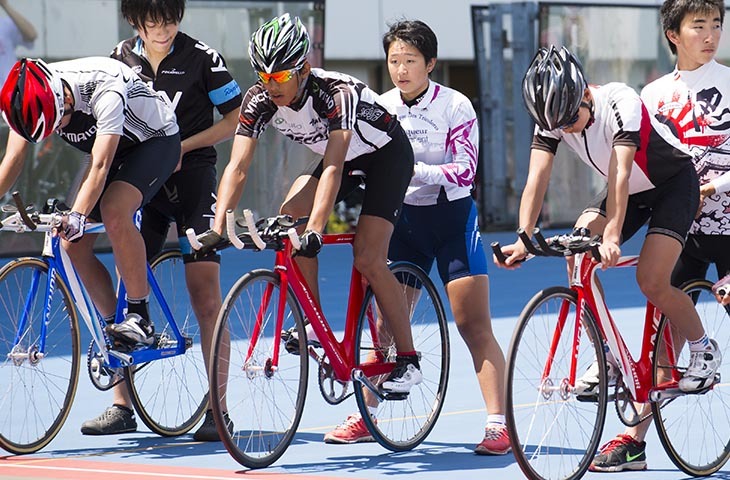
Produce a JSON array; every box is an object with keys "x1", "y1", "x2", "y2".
[
  {"x1": 247, "y1": 232, "x2": 395, "y2": 384},
  {"x1": 543, "y1": 252, "x2": 681, "y2": 403}
]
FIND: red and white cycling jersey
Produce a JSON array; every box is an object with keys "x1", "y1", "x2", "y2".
[
  {"x1": 533, "y1": 82, "x2": 692, "y2": 195},
  {"x1": 380, "y1": 80, "x2": 477, "y2": 206},
  {"x1": 641, "y1": 59, "x2": 730, "y2": 236},
  {"x1": 53, "y1": 57, "x2": 178, "y2": 154},
  {"x1": 236, "y1": 68, "x2": 399, "y2": 161}
]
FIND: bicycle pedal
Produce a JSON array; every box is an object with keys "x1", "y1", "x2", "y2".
[{"x1": 382, "y1": 391, "x2": 409, "y2": 401}]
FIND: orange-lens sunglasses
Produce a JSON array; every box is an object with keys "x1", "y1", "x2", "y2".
[{"x1": 257, "y1": 69, "x2": 298, "y2": 84}]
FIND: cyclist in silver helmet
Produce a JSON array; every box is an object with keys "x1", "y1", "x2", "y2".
[{"x1": 497, "y1": 48, "x2": 721, "y2": 465}]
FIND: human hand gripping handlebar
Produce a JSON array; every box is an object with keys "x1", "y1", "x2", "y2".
[
  {"x1": 713, "y1": 274, "x2": 730, "y2": 298},
  {"x1": 185, "y1": 209, "x2": 306, "y2": 258},
  {"x1": 491, "y1": 227, "x2": 602, "y2": 264}
]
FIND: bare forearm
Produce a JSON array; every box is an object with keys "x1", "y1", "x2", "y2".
[
  {"x1": 307, "y1": 167, "x2": 341, "y2": 232},
  {"x1": 2, "y1": 3, "x2": 37, "y2": 42},
  {"x1": 213, "y1": 165, "x2": 246, "y2": 233}
]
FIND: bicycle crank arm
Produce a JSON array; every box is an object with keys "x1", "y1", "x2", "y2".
[
  {"x1": 107, "y1": 349, "x2": 134, "y2": 366},
  {"x1": 351, "y1": 368, "x2": 386, "y2": 402}
]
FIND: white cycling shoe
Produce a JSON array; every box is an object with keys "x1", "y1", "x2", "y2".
[{"x1": 679, "y1": 339, "x2": 721, "y2": 392}]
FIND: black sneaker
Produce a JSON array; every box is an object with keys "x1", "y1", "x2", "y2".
[
  {"x1": 106, "y1": 313, "x2": 155, "y2": 349},
  {"x1": 193, "y1": 410, "x2": 234, "y2": 442},
  {"x1": 590, "y1": 434, "x2": 647, "y2": 472},
  {"x1": 81, "y1": 405, "x2": 137, "y2": 435}
]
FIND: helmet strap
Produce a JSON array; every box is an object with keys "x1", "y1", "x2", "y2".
[
  {"x1": 583, "y1": 100, "x2": 595, "y2": 130},
  {"x1": 290, "y1": 69, "x2": 308, "y2": 106}
]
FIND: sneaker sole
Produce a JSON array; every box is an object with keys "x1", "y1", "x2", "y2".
[
  {"x1": 324, "y1": 435, "x2": 375, "y2": 444},
  {"x1": 474, "y1": 446, "x2": 511, "y2": 455},
  {"x1": 589, "y1": 461, "x2": 647, "y2": 472},
  {"x1": 80, "y1": 425, "x2": 137, "y2": 436}
]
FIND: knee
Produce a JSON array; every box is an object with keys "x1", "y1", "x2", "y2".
[
  {"x1": 353, "y1": 251, "x2": 381, "y2": 278},
  {"x1": 99, "y1": 203, "x2": 128, "y2": 236},
  {"x1": 637, "y1": 272, "x2": 668, "y2": 301}
]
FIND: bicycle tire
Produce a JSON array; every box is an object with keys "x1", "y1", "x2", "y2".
[
  {"x1": 652, "y1": 279, "x2": 730, "y2": 476},
  {"x1": 209, "y1": 269, "x2": 308, "y2": 469},
  {"x1": 0, "y1": 257, "x2": 80, "y2": 454},
  {"x1": 354, "y1": 261, "x2": 449, "y2": 451},
  {"x1": 506, "y1": 286, "x2": 607, "y2": 480},
  {"x1": 125, "y1": 249, "x2": 208, "y2": 436}
]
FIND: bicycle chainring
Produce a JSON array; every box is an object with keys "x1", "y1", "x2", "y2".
[
  {"x1": 87, "y1": 340, "x2": 123, "y2": 391},
  {"x1": 614, "y1": 379, "x2": 651, "y2": 427},
  {"x1": 318, "y1": 354, "x2": 351, "y2": 404}
]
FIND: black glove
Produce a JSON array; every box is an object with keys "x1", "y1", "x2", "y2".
[
  {"x1": 60, "y1": 211, "x2": 86, "y2": 243},
  {"x1": 296, "y1": 230, "x2": 323, "y2": 258}
]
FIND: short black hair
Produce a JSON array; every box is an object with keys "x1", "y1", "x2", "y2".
[
  {"x1": 660, "y1": 0, "x2": 725, "y2": 54},
  {"x1": 121, "y1": 0, "x2": 185, "y2": 30},
  {"x1": 382, "y1": 20, "x2": 438, "y2": 64}
]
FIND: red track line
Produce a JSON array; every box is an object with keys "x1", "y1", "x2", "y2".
[{"x1": 0, "y1": 457, "x2": 348, "y2": 480}]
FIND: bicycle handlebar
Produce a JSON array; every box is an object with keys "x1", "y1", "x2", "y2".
[
  {"x1": 713, "y1": 274, "x2": 730, "y2": 297},
  {"x1": 492, "y1": 228, "x2": 602, "y2": 264},
  {"x1": 186, "y1": 209, "x2": 307, "y2": 258}
]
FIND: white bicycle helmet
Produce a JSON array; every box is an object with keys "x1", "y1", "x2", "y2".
[
  {"x1": 249, "y1": 13, "x2": 310, "y2": 74},
  {"x1": 522, "y1": 46, "x2": 587, "y2": 131}
]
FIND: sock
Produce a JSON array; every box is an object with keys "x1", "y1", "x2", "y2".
[
  {"x1": 486, "y1": 414, "x2": 506, "y2": 426},
  {"x1": 126, "y1": 295, "x2": 150, "y2": 322},
  {"x1": 396, "y1": 351, "x2": 420, "y2": 370},
  {"x1": 688, "y1": 334, "x2": 711, "y2": 352}
]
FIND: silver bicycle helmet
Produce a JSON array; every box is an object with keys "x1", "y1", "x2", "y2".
[
  {"x1": 249, "y1": 13, "x2": 311, "y2": 73},
  {"x1": 522, "y1": 46, "x2": 587, "y2": 131}
]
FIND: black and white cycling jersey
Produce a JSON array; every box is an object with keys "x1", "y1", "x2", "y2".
[
  {"x1": 53, "y1": 57, "x2": 178, "y2": 155},
  {"x1": 380, "y1": 80, "x2": 478, "y2": 206},
  {"x1": 111, "y1": 33, "x2": 242, "y2": 169},
  {"x1": 532, "y1": 82, "x2": 693, "y2": 195},
  {"x1": 236, "y1": 68, "x2": 399, "y2": 160},
  {"x1": 641, "y1": 59, "x2": 730, "y2": 236}
]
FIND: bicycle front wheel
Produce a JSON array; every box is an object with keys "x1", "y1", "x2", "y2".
[
  {"x1": 652, "y1": 279, "x2": 730, "y2": 476},
  {"x1": 506, "y1": 286, "x2": 607, "y2": 480},
  {"x1": 126, "y1": 250, "x2": 208, "y2": 436},
  {"x1": 210, "y1": 269, "x2": 308, "y2": 469},
  {"x1": 354, "y1": 261, "x2": 449, "y2": 451},
  {"x1": 0, "y1": 258, "x2": 80, "y2": 454}
]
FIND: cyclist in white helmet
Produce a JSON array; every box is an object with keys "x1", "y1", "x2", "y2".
[
  {"x1": 496, "y1": 45, "x2": 721, "y2": 472},
  {"x1": 199, "y1": 13, "x2": 423, "y2": 394}
]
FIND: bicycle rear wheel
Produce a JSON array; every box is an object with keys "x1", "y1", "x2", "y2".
[
  {"x1": 354, "y1": 261, "x2": 449, "y2": 451},
  {"x1": 0, "y1": 258, "x2": 80, "y2": 454},
  {"x1": 210, "y1": 269, "x2": 308, "y2": 469},
  {"x1": 506, "y1": 286, "x2": 607, "y2": 480},
  {"x1": 125, "y1": 250, "x2": 208, "y2": 436},
  {"x1": 652, "y1": 279, "x2": 730, "y2": 476}
]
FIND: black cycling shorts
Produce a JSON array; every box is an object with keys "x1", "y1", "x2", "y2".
[
  {"x1": 141, "y1": 164, "x2": 219, "y2": 264},
  {"x1": 672, "y1": 234, "x2": 730, "y2": 287},
  {"x1": 89, "y1": 134, "x2": 180, "y2": 224},
  {"x1": 302, "y1": 124, "x2": 414, "y2": 225},
  {"x1": 389, "y1": 196, "x2": 488, "y2": 285},
  {"x1": 584, "y1": 164, "x2": 699, "y2": 247}
]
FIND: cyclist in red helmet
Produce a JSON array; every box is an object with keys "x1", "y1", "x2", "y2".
[{"x1": 0, "y1": 56, "x2": 180, "y2": 358}]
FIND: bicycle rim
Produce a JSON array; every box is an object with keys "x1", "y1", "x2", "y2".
[
  {"x1": 210, "y1": 269, "x2": 308, "y2": 469},
  {"x1": 652, "y1": 279, "x2": 730, "y2": 476},
  {"x1": 0, "y1": 258, "x2": 80, "y2": 454},
  {"x1": 126, "y1": 250, "x2": 208, "y2": 436},
  {"x1": 354, "y1": 262, "x2": 449, "y2": 451},
  {"x1": 506, "y1": 286, "x2": 607, "y2": 480}
]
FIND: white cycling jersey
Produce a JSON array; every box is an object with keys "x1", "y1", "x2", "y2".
[
  {"x1": 533, "y1": 83, "x2": 692, "y2": 195},
  {"x1": 641, "y1": 59, "x2": 730, "y2": 236},
  {"x1": 380, "y1": 80, "x2": 477, "y2": 206},
  {"x1": 53, "y1": 57, "x2": 178, "y2": 153},
  {"x1": 237, "y1": 68, "x2": 399, "y2": 161}
]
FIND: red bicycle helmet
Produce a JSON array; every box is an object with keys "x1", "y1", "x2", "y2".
[{"x1": 0, "y1": 58, "x2": 65, "y2": 143}]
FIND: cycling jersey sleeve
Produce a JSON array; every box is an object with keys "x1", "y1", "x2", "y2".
[
  {"x1": 202, "y1": 47, "x2": 243, "y2": 116},
  {"x1": 236, "y1": 84, "x2": 276, "y2": 138},
  {"x1": 608, "y1": 88, "x2": 642, "y2": 150},
  {"x1": 531, "y1": 133, "x2": 560, "y2": 154},
  {"x1": 412, "y1": 98, "x2": 478, "y2": 188},
  {"x1": 92, "y1": 89, "x2": 126, "y2": 137},
  {"x1": 325, "y1": 82, "x2": 358, "y2": 132}
]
